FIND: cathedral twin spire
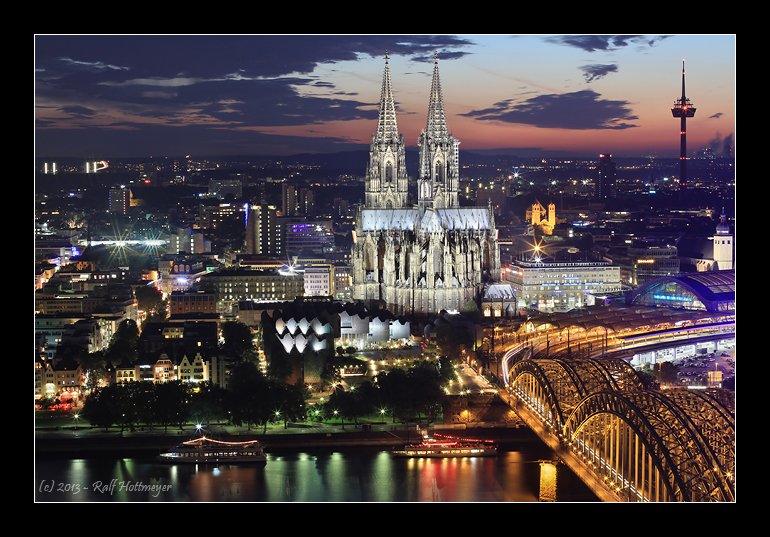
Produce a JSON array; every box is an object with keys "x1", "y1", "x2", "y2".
[
  {"x1": 366, "y1": 53, "x2": 459, "y2": 210},
  {"x1": 375, "y1": 53, "x2": 399, "y2": 144}
]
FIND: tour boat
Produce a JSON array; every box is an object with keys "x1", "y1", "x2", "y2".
[
  {"x1": 392, "y1": 431, "x2": 497, "y2": 458},
  {"x1": 158, "y1": 436, "x2": 267, "y2": 464}
]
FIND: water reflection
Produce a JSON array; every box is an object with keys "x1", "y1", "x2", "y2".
[{"x1": 36, "y1": 449, "x2": 596, "y2": 502}]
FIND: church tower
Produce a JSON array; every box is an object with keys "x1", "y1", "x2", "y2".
[
  {"x1": 713, "y1": 210, "x2": 733, "y2": 270},
  {"x1": 365, "y1": 54, "x2": 409, "y2": 209},
  {"x1": 417, "y1": 54, "x2": 460, "y2": 209}
]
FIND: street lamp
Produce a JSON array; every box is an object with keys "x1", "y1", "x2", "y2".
[{"x1": 73, "y1": 413, "x2": 80, "y2": 431}]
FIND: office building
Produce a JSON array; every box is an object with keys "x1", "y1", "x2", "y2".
[
  {"x1": 299, "y1": 188, "x2": 315, "y2": 217},
  {"x1": 282, "y1": 184, "x2": 297, "y2": 216},
  {"x1": 245, "y1": 203, "x2": 282, "y2": 256},
  {"x1": 596, "y1": 154, "x2": 617, "y2": 201},
  {"x1": 504, "y1": 250, "x2": 621, "y2": 312},
  {"x1": 208, "y1": 178, "x2": 242, "y2": 200},
  {"x1": 304, "y1": 265, "x2": 334, "y2": 297},
  {"x1": 108, "y1": 186, "x2": 130, "y2": 215},
  {"x1": 200, "y1": 267, "x2": 304, "y2": 314}
]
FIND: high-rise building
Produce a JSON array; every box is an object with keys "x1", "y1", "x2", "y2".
[
  {"x1": 282, "y1": 184, "x2": 297, "y2": 216},
  {"x1": 299, "y1": 188, "x2": 315, "y2": 217},
  {"x1": 596, "y1": 154, "x2": 617, "y2": 201},
  {"x1": 352, "y1": 55, "x2": 501, "y2": 314},
  {"x1": 208, "y1": 179, "x2": 242, "y2": 200},
  {"x1": 108, "y1": 186, "x2": 130, "y2": 215},
  {"x1": 245, "y1": 203, "x2": 282, "y2": 256}
]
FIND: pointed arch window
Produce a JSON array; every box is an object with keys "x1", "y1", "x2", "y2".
[
  {"x1": 385, "y1": 161, "x2": 393, "y2": 182},
  {"x1": 435, "y1": 161, "x2": 444, "y2": 182}
]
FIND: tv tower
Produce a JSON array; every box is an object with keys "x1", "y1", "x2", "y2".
[{"x1": 671, "y1": 60, "x2": 696, "y2": 189}]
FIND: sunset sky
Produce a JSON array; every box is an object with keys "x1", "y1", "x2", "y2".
[{"x1": 35, "y1": 35, "x2": 735, "y2": 158}]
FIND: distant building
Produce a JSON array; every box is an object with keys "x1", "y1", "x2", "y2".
[
  {"x1": 169, "y1": 290, "x2": 218, "y2": 315},
  {"x1": 208, "y1": 178, "x2": 242, "y2": 200},
  {"x1": 333, "y1": 198, "x2": 350, "y2": 219},
  {"x1": 526, "y1": 201, "x2": 557, "y2": 235},
  {"x1": 35, "y1": 357, "x2": 82, "y2": 400},
  {"x1": 713, "y1": 213, "x2": 733, "y2": 270},
  {"x1": 200, "y1": 267, "x2": 305, "y2": 315},
  {"x1": 504, "y1": 250, "x2": 621, "y2": 312},
  {"x1": 481, "y1": 283, "x2": 517, "y2": 317},
  {"x1": 197, "y1": 202, "x2": 243, "y2": 229},
  {"x1": 627, "y1": 244, "x2": 680, "y2": 285},
  {"x1": 626, "y1": 270, "x2": 734, "y2": 313},
  {"x1": 677, "y1": 212, "x2": 734, "y2": 272},
  {"x1": 245, "y1": 203, "x2": 282, "y2": 256},
  {"x1": 153, "y1": 356, "x2": 176, "y2": 383},
  {"x1": 108, "y1": 186, "x2": 130, "y2": 215},
  {"x1": 138, "y1": 321, "x2": 219, "y2": 361},
  {"x1": 261, "y1": 300, "x2": 411, "y2": 384},
  {"x1": 299, "y1": 188, "x2": 315, "y2": 217},
  {"x1": 159, "y1": 257, "x2": 212, "y2": 294},
  {"x1": 304, "y1": 265, "x2": 334, "y2": 297},
  {"x1": 605, "y1": 241, "x2": 681, "y2": 286},
  {"x1": 282, "y1": 184, "x2": 297, "y2": 216},
  {"x1": 281, "y1": 219, "x2": 334, "y2": 255},
  {"x1": 166, "y1": 227, "x2": 211, "y2": 255},
  {"x1": 596, "y1": 154, "x2": 617, "y2": 201},
  {"x1": 333, "y1": 265, "x2": 353, "y2": 302},
  {"x1": 177, "y1": 352, "x2": 210, "y2": 383}
]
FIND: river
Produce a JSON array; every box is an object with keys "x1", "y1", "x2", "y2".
[{"x1": 36, "y1": 447, "x2": 597, "y2": 502}]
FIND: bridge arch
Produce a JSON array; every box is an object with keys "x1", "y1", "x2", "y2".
[
  {"x1": 508, "y1": 360, "x2": 568, "y2": 428},
  {"x1": 564, "y1": 391, "x2": 734, "y2": 502}
]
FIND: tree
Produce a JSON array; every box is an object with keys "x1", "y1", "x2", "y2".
[
  {"x1": 77, "y1": 350, "x2": 110, "y2": 392},
  {"x1": 274, "y1": 383, "x2": 307, "y2": 428},
  {"x1": 636, "y1": 368, "x2": 659, "y2": 391},
  {"x1": 189, "y1": 382, "x2": 229, "y2": 425},
  {"x1": 267, "y1": 348, "x2": 294, "y2": 383},
  {"x1": 438, "y1": 356, "x2": 455, "y2": 384},
  {"x1": 653, "y1": 361, "x2": 679, "y2": 385},
  {"x1": 155, "y1": 381, "x2": 191, "y2": 432},
  {"x1": 135, "y1": 285, "x2": 166, "y2": 323},
  {"x1": 221, "y1": 321, "x2": 257, "y2": 362},
  {"x1": 81, "y1": 386, "x2": 120, "y2": 431},
  {"x1": 107, "y1": 319, "x2": 140, "y2": 365},
  {"x1": 227, "y1": 361, "x2": 275, "y2": 433},
  {"x1": 320, "y1": 358, "x2": 342, "y2": 389}
]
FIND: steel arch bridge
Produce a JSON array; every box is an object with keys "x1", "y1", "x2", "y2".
[{"x1": 506, "y1": 356, "x2": 735, "y2": 502}]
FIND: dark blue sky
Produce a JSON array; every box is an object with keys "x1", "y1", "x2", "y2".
[{"x1": 35, "y1": 35, "x2": 735, "y2": 157}]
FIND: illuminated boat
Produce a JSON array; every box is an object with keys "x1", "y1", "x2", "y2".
[
  {"x1": 158, "y1": 436, "x2": 267, "y2": 464},
  {"x1": 392, "y1": 431, "x2": 497, "y2": 458}
]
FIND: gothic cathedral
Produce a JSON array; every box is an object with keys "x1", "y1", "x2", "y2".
[{"x1": 352, "y1": 54, "x2": 501, "y2": 315}]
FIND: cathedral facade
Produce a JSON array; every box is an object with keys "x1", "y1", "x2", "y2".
[{"x1": 352, "y1": 55, "x2": 501, "y2": 315}]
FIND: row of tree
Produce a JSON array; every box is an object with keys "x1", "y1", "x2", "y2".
[
  {"x1": 323, "y1": 359, "x2": 453, "y2": 425},
  {"x1": 81, "y1": 361, "x2": 307, "y2": 433},
  {"x1": 80, "y1": 359, "x2": 456, "y2": 433}
]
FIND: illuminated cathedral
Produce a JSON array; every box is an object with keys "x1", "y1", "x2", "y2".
[{"x1": 352, "y1": 55, "x2": 501, "y2": 315}]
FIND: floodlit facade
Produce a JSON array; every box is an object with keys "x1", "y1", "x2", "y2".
[{"x1": 352, "y1": 55, "x2": 500, "y2": 315}]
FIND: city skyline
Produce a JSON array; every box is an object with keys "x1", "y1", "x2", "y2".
[{"x1": 35, "y1": 34, "x2": 735, "y2": 158}]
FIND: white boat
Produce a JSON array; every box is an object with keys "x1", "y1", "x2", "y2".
[
  {"x1": 392, "y1": 431, "x2": 497, "y2": 458},
  {"x1": 159, "y1": 436, "x2": 267, "y2": 464}
]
